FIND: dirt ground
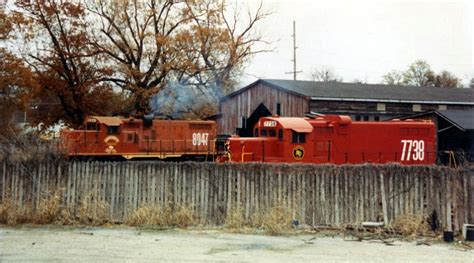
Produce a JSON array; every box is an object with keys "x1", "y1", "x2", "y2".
[{"x1": 0, "y1": 226, "x2": 472, "y2": 262}]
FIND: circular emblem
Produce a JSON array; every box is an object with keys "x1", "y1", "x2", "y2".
[
  {"x1": 292, "y1": 146, "x2": 304, "y2": 160},
  {"x1": 104, "y1": 136, "x2": 119, "y2": 154}
]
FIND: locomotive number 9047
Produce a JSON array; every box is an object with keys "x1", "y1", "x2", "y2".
[{"x1": 192, "y1": 133, "x2": 209, "y2": 146}]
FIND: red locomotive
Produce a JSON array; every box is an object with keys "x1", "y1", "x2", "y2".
[
  {"x1": 60, "y1": 116, "x2": 217, "y2": 160},
  {"x1": 223, "y1": 115, "x2": 436, "y2": 165},
  {"x1": 61, "y1": 115, "x2": 436, "y2": 165}
]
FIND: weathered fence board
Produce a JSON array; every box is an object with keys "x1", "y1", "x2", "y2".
[{"x1": 0, "y1": 161, "x2": 472, "y2": 230}]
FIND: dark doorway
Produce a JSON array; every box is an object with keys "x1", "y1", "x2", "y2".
[{"x1": 237, "y1": 103, "x2": 272, "y2": 137}]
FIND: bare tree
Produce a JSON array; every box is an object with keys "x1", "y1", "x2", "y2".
[
  {"x1": 382, "y1": 60, "x2": 462, "y2": 88},
  {"x1": 432, "y1": 70, "x2": 461, "y2": 88},
  {"x1": 382, "y1": 70, "x2": 404, "y2": 85},
  {"x1": 402, "y1": 60, "x2": 434, "y2": 86},
  {"x1": 309, "y1": 66, "x2": 342, "y2": 82},
  {"x1": 88, "y1": 0, "x2": 269, "y2": 116}
]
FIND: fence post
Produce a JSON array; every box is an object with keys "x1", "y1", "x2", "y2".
[{"x1": 379, "y1": 172, "x2": 389, "y2": 226}]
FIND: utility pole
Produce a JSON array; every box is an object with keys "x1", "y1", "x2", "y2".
[{"x1": 285, "y1": 21, "x2": 302, "y2": 80}]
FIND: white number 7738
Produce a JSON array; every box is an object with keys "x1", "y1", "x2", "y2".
[{"x1": 401, "y1": 140, "x2": 425, "y2": 161}]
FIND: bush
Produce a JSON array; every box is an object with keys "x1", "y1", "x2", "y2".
[
  {"x1": 0, "y1": 133, "x2": 65, "y2": 163},
  {"x1": 392, "y1": 214, "x2": 431, "y2": 238}
]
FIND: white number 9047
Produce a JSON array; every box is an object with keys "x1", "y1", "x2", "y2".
[
  {"x1": 401, "y1": 140, "x2": 425, "y2": 161},
  {"x1": 192, "y1": 133, "x2": 209, "y2": 146}
]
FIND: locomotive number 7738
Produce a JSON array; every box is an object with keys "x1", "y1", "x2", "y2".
[{"x1": 400, "y1": 140, "x2": 425, "y2": 161}]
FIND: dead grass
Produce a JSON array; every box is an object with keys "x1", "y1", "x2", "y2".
[
  {"x1": 224, "y1": 199, "x2": 294, "y2": 235},
  {"x1": 125, "y1": 204, "x2": 171, "y2": 226},
  {"x1": 391, "y1": 214, "x2": 431, "y2": 238},
  {"x1": 0, "y1": 190, "x2": 69, "y2": 225},
  {"x1": 77, "y1": 194, "x2": 109, "y2": 226},
  {"x1": 225, "y1": 207, "x2": 245, "y2": 230},
  {"x1": 125, "y1": 203, "x2": 196, "y2": 228},
  {"x1": 260, "y1": 201, "x2": 293, "y2": 235},
  {"x1": 0, "y1": 196, "x2": 13, "y2": 224},
  {"x1": 174, "y1": 205, "x2": 195, "y2": 228},
  {"x1": 0, "y1": 199, "x2": 31, "y2": 225},
  {"x1": 33, "y1": 190, "x2": 63, "y2": 224},
  {"x1": 1, "y1": 190, "x2": 110, "y2": 226}
]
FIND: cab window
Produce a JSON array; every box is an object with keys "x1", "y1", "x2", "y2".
[
  {"x1": 268, "y1": 129, "x2": 276, "y2": 137},
  {"x1": 107, "y1": 126, "x2": 119, "y2": 135},
  {"x1": 292, "y1": 131, "x2": 306, "y2": 144},
  {"x1": 261, "y1": 129, "x2": 268, "y2": 137},
  {"x1": 254, "y1": 128, "x2": 259, "y2": 137},
  {"x1": 278, "y1": 129, "x2": 283, "y2": 141},
  {"x1": 86, "y1": 122, "x2": 99, "y2": 131}
]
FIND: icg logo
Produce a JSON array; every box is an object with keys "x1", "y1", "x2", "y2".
[{"x1": 292, "y1": 146, "x2": 304, "y2": 160}]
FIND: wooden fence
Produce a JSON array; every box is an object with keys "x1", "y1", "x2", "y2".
[{"x1": 0, "y1": 161, "x2": 472, "y2": 231}]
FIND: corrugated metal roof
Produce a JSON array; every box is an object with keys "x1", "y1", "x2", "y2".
[
  {"x1": 436, "y1": 109, "x2": 474, "y2": 130},
  {"x1": 225, "y1": 79, "x2": 474, "y2": 104}
]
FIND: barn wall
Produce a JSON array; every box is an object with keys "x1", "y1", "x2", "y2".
[{"x1": 218, "y1": 83, "x2": 309, "y2": 135}]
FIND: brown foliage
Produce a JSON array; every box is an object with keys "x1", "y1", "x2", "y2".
[
  {"x1": 0, "y1": 8, "x2": 36, "y2": 138},
  {"x1": 12, "y1": 0, "x2": 127, "y2": 129},
  {"x1": 4, "y1": 0, "x2": 268, "y2": 126}
]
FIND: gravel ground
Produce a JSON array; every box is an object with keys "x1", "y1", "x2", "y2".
[{"x1": 0, "y1": 226, "x2": 472, "y2": 262}]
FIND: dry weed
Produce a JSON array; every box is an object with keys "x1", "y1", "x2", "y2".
[
  {"x1": 78, "y1": 194, "x2": 109, "y2": 226},
  {"x1": 126, "y1": 203, "x2": 195, "y2": 228},
  {"x1": 33, "y1": 190, "x2": 63, "y2": 224},
  {"x1": 126, "y1": 205, "x2": 163, "y2": 226},
  {"x1": 0, "y1": 193, "x2": 32, "y2": 225},
  {"x1": 0, "y1": 190, "x2": 77, "y2": 225},
  {"x1": 174, "y1": 205, "x2": 195, "y2": 228},
  {"x1": 225, "y1": 207, "x2": 246, "y2": 229},
  {"x1": 6, "y1": 206, "x2": 31, "y2": 225},
  {"x1": 261, "y1": 200, "x2": 293, "y2": 235},
  {"x1": 392, "y1": 214, "x2": 431, "y2": 238},
  {"x1": 0, "y1": 198, "x2": 13, "y2": 224}
]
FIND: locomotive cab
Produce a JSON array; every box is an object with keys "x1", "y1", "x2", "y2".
[
  {"x1": 60, "y1": 116, "x2": 125, "y2": 157},
  {"x1": 227, "y1": 116, "x2": 313, "y2": 162}
]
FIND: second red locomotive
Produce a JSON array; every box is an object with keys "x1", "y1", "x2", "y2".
[{"x1": 223, "y1": 115, "x2": 436, "y2": 165}]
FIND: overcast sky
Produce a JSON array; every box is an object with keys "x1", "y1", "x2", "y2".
[{"x1": 240, "y1": 0, "x2": 473, "y2": 86}]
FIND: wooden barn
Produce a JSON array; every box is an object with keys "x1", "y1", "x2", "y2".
[{"x1": 218, "y1": 79, "x2": 474, "y2": 136}]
